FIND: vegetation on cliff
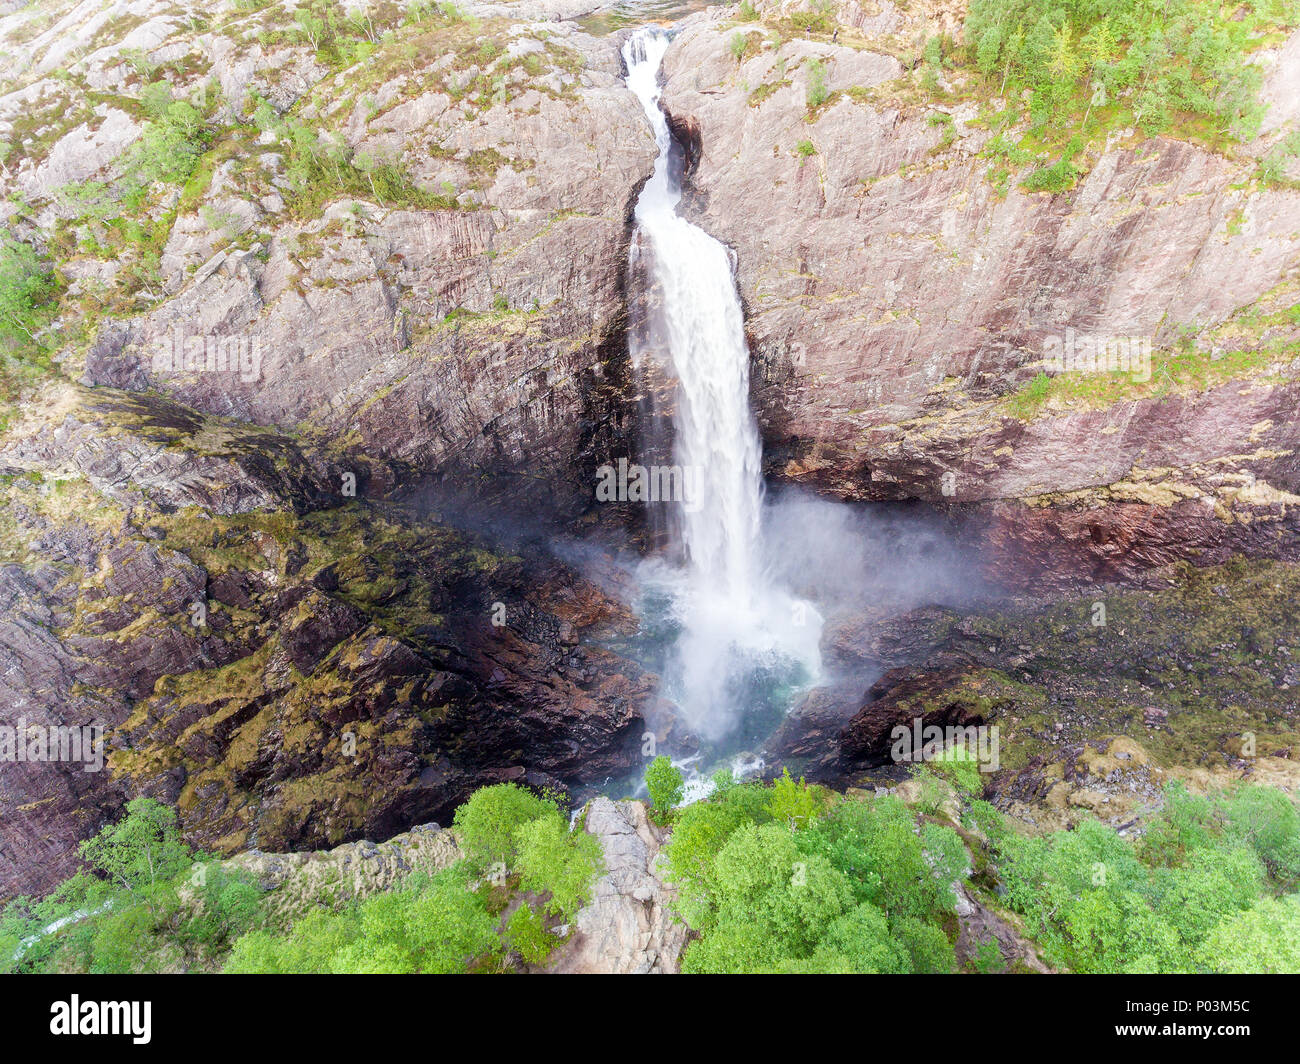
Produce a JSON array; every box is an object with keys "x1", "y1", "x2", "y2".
[
  {"x1": 652, "y1": 759, "x2": 1300, "y2": 973},
  {"x1": 964, "y1": 0, "x2": 1299, "y2": 191},
  {"x1": 0, "y1": 798, "x2": 263, "y2": 974},
  {"x1": 2, "y1": 783, "x2": 605, "y2": 974},
  {"x1": 6, "y1": 764, "x2": 1300, "y2": 974}
]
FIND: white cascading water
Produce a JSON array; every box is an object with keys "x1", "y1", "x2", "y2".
[{"x1": 623, "y1": 28, "x2": 822, "y2": 745}]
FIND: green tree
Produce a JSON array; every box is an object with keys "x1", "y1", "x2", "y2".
[
  {"x1": 504, "y1": 903, "x2": 555, "y2": 965},
  {"x1": 645, "y1": 755, "x2": 684, "y2": 813},
  {"x1": 78, "y1": 797, "x2": 191, "y2": 913},
  {"x1": 1199, "y1": 895, "x2": 1300, "y2": 973},
  {"x1": 451, "y1": 782, "x2": 562, "y2": 871},
  {"x1": 513, "y1": 814, "x2": 604, "y2": 918},
  {"x1": 0, "y1": 237, "x2": 56, "y2": 352},
  {"x1": 662, "y1": 800, "x2": 752, "y2": 930},
  {"x1": 767, "y1": 767, "x2": 820, "y2": 829}
]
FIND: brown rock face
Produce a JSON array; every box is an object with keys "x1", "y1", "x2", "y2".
[
  {"x1": 0, "y1": 4, "x2": 658, "y2": 524},
  {"x1": 658, "y1": 13, "x2": 1300, "y2": 583},
  {"x1": 839, "y1": 667, "x2": 991, "y2": 764},
  {"x1": 0, "y1": 3, "x2": 670, "y2": 901},
  {"x1": 0, "y1": 387, "x2": 656, "y2": 902}
]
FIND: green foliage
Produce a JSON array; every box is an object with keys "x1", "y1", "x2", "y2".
[
  {"x1": 730, "y1": 32, "x2": 747, "y2": 62},
  {"x1": 79, "y1": 797, "x2": 191, "y2": 897},
  {"x1": 3, "y1": 799, "x2": 263, "y2": 973},
  {"x1": 1220, "y1": 783, "x2": 1300, "y2": 885},
  {"x1": 789, "y1": 10, "x2": 832, "y2": 34},
  {"x1": 1260, "y1": 129, "x2": 1300, "y2": 186},
  {"x1": 800, "y1": 795, "x2": 960, "y2": 920},
  {"x1": 995, "y1": 781, "x2": 1300, "y2": 973},
  {"x1": 662, "y1": 800, "x2": 753, "y2": 930},
  {"x1": 226, "y1": 780, "x2": 604, "y2": 973},
  {"x1": 667, "y1": 785, "x2": 964, "y2": 973},
  {"x1": 13, "y1": 783, "x2": 606, "y2": 975},
  {"x1": 227, "y1": 865, "x2": 500, "y2": 974},
  {"x1": 1137, "y1": 779, "x2": 1217, "y2": 866},
  {"x1": 738, "y1": 0, "x2": 760, "y2": 21},
  {"x1": 0, "y1": 235, "x2": 59, "y2": 393},
  {"x1": 718, "y1": 780, "x2": 776, "y2": 824},
  {"x1": 963, "y1": 798, "x2": 1010, "y2": 843},
  {"x1": 805, "y1": 59, "x2": 829, "y2": 109},
  {"x1": 971, "y1": 936, "x2": 1005, "y2": 973},
  {"x1": 964, "y1": 0, "x2": 1298, "y2": 190},
  {"x1": 129, "y1": 100, "x2": 208, "y2": 185},
  {"x1": 504, "y1": 903, "x2": 556, "y2": 965},
  {"x1": 895, "y1": 914, "x2": 957, "y2": 973},
  {"x1": 249, "y1": 95, "x2": 457, "y2": 215},
  {"x1": 645, "y1": 755, "x2": 685, "y2": 813},
  {"x1": 1198, "y1": 894, "x2": 1300, "y2": 973},
  {"x1": 1020, "y1": 154, "x2": 1078, "y2": 193},
  {"x1": 223, "y1": 908, "x2": 361, "y2": 973},
  {"x1": 767, "y1": 767, "x2": 821, "y2": 829},
  {"x1": 513, "y1": 814, "x2": 604, "y2": 918},
  {"x1": 1005, "y1": 370, "x2": 1051, "y2": 418},
  {"x1": 710, "y1": 767, "x2": 736, "y2": 796},
  {"x1": 917, "y1": 742, "x2": 985, "y2": 798},
  {"x1": 140, "y1": 80, "x2": 173, "y2": 119},
  {"x1": 451, "y1": 782, "x2": 562, "y2": 871},
  {"x1": 1138, "y1": 780, "x2": 1300, "y2": 886}
]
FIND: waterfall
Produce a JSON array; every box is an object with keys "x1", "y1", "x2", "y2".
[{"x1": 623, "y1": 28, "x2": 822, "y2": 746}]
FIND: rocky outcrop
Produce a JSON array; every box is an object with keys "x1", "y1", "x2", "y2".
[
  {"x1": 772, "y1": 555, "x2": 1300, "y2": 831},
  {"x1": 658, "y1": 3, "x2": 1300, "y2": 585},
  {"x1": 227, "y1": 821, "x2": 462, "y2": 925},
  {"x1": 0, "y1": 0, "x2": 677, "y2": 905},
  {"x1": 3, "y1": 1, "x2": 658, "y2": 521},
  {"x1": 545, "y1": 796, "x2": 689, "y2": 973},
  {"x1": 0, "y1": 385, "x2": 657, "y2": 902}
]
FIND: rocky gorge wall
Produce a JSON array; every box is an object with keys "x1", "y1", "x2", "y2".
[
  {"x1": 659, "y1": 0, "x2": 1300, "y2": 589},
  {"x1": 3, "y1": 0, "x2": 1300, "y2": 904},
  {"x1": 0, "y1": 0, "x2": 668, "y2": 901}
]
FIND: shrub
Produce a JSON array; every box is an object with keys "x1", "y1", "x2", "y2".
[
  {"x1": 129, "y1": 100, "x2": 208, "y2": 185},
  {"x1": 451, "y1": 782, "x2": 562, "y2": 871},
  {"x1": 0, "y1": 236, "x2": 58, "y2": 363},
  {"x1": 767, "y1": 767, "x2": 820, "y2": 828},
  {"x1": 662, "y1": 800, "x2": 755, "y2": 930},
  {"x1": 1199, "y1": 895, "x2": 1300, "y2": 973},
  {"x1": 1219, "y1": 784, "x2": 1300, "y2": 885},
  {"x1": 668, "y1": 786, "x2": 968, "y2": 973},
  {"x1": 805, "y1": 59, "x2": 829, "y2": 109},
  {"x1": 227, "y1": 865, "x2": 499, "y2": 974},
  {"x1": 514, "y1": 814, "x2": 604, "y2": 918},
  {"x1": 645, "y1": 755, "x2": 684, "y2": 813},
  {"x1": 963, "y1": 0, "x2": 1294, "y2": 187},
  {"x1": 504, "y1": 903, "x2": 556, "y2": 965},
  {"x1": 1020, "y1": 155, "x2": 1078, "y2": 194}
]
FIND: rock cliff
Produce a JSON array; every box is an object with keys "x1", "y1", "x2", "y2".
[
  {"x1": 660, "y1": 1, "x2": 1300, "y2": 587},
  {"x1": 4, "y1": 0, "x2": 1300, "y2": 904}
]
